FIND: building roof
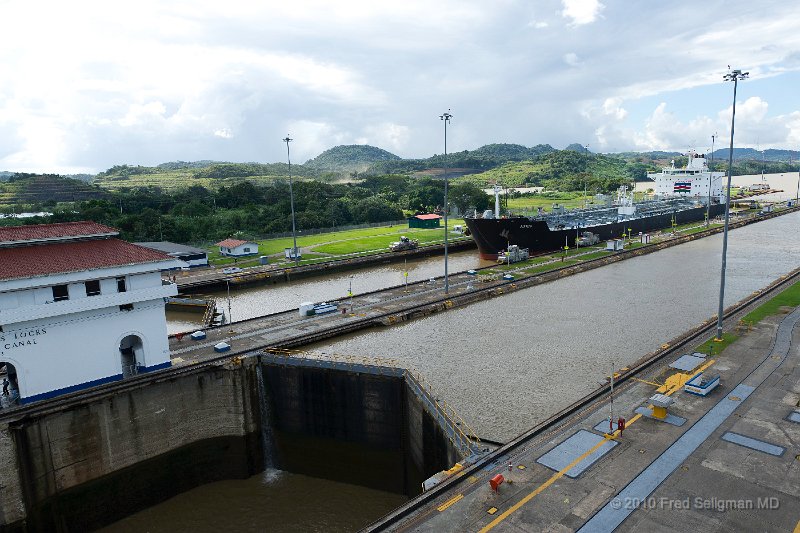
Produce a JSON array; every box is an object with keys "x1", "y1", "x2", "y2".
[
  {"x1": 0, "y1": 238, "x2": 174, "y2": 281},
  {"x1": 412, "y1": 214, "x2": 442, "y2": 220},
  {"x1": 216, "y1": 238, "x2": 256, "y2": 248},
  {"x1": 0, "y1": 221, "x2": 118, "y2": 247},
  {"x1": 136, "y1": 241, "x2": 207, "y2": 255}
]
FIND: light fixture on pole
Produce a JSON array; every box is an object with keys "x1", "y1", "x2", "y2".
[
  {"x1": 707, "y1": 132, "x2": 717, "y2": 227},
  {"x1": 440, "y1": 110, "x2": 452, "y2": 294},
  {"x1": 715, "y1": 68, "x2": 748, "y2": 341},
  {"x1": 226, "y1": 277, "x2": 234, "y2": 340},
  {"x1": 283, "y1": 135, "x2": 299, "y2": 266}
]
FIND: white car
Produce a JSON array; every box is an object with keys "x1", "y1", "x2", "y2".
[{"x1": 222, "y1": 267, "x2": 243, "y2": 275}]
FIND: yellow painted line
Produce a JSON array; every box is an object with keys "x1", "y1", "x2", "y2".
[
  {"x1": 794, "y1": 518, "x2": 800, "y2": 533},
  {"x1": 630, "y1": 377, "x2": 663, "y2": 387},
  {"x1": 437, "y1": 493, "x2": 464, "y2": 512},
  {"x1": 479, "y1": 359, "x2": 718, "y2": 532}
]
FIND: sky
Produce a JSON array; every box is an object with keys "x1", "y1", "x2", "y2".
[{"x1": 1, "y1": 0, "x2": 799, "y2": 174}]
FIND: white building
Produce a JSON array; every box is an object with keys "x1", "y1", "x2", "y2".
[
  {"x1": 647, "y1": 151, "x2": 726, "y2": 201},
  {"x1": 0, "y1": 221, "x2": 181, "y2": 404},
  {"x1": 216, "y1": 238, "x2": 259, "y2": 257},
  {"x1": 137, "y1": 241, "x2": 209, "y2": 268}
]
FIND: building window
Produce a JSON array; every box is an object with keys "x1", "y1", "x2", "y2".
[
  {"x1": 52, "y1": 285, "x2": 69, "y2": 302},
  {"x1": 119, "y1": 304, "x2": 133, "y2": 311},
  {"x1": 243, "y1": 247, "x2": 250, "y2": 253},
  {"x1": 85, "y1": 280, "x2": 101, "y2": 296},
  {"x1": 117, "y1": 277, "x2": 127, "y2": 293}
]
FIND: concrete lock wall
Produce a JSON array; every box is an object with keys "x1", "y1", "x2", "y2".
[
  {"x1": 263, "y1": 362, "x2": 460, "y2": 497},
  {"x1": 1, "y1": 362, "x2": 262, "y2": 531},
  {"x1": 0, "y1": 358, "x2": 460, "y2": 531}
]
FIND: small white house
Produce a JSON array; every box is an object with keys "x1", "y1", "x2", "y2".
[
  {"x1": 216, "y1": 238, "x2": 259, "y2": 257},
  {"x1": 0, "y1": 221, "x2": 181, "y2": 404}
]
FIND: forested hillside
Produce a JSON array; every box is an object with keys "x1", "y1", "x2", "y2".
[
  {"x1": 0, "y1": 174, "x2": 107, "y2": 206},
  {"x1": 304, "y1": 145, "x2": 401, "y2": 174},
  {"x1": 93, "y1": 162, "x2": 322, "y2": 191},
  {"x1": 457, "y1": 151, "x2": 641, "y2": 191}
]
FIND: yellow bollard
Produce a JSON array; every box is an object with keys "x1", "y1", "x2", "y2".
[{"x1": 650, "y1": 405, "x2": 668, "y2": 419}]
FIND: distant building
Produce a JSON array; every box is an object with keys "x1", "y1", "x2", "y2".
[
  {"x1": 136, "y1": 241, "x2": 209, "y2": 268},
  {"x1": 216, "y1": 238, "x2": 259, "y2": 257},
  {"x1": 408, "y1": 214, "x2": 442, "y2": 229},
  {"x1": 0, "y1": 221, "x2": 180, "y2": 404}
]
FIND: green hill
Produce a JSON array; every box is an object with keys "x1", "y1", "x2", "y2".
[
  {"x1": 0, "y1": 174, "x2": 107, "y2": 206},
  {"x1": 370, "y1": 143, "x2": 555, "y2": 175},
  {"x1": 93, "y1": 162, "x2": 322, "y2": 191},
  {"x1": 458, "y1": 151, "x2": 637, "y2": 192},
  {"x1": 304, "y1": 145, "x2": 401, "y2": 174}
]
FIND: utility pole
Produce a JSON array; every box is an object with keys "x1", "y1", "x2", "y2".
[
  {"x1": 283, "y1": 136, "x2": 299, "y2": 266},
  {"x1": 440, "y1": 110, "x2": 452, "y2": 294},
  {"x1": 707, "y1": 132, "x2": 717, "y2": 226},
  {"x1": 716, "y1": 68, "x2": 749, "y2": 341}
]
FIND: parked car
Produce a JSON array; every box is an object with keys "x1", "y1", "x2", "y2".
[{"x1": 222, "y1": 267, "x2": 243, "y2": 275}]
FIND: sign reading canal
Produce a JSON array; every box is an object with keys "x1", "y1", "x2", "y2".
[{"x1": 0, "y1": 328, "x2": 48, "y2": 355}]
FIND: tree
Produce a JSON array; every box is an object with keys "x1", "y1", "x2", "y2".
[{"x1": 449, "y1": 181, "x2": 490, "y2": 214}]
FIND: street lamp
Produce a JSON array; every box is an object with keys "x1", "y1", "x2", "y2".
[
  {"x1": 283, "y1": 135, "x2": 299, "y2": 266},
  {"x1": 226, "y1": 277, "x2": 234, "y2": 340},
  {"x1": 715, "y1": 69, "x2": 749, "y2": 341},
  {"x1": 440, "y1": 110, "x2": 452, "y2": 294},
  {"x1": 707, "y1": 132, "x2": 717, "y2": 227}
]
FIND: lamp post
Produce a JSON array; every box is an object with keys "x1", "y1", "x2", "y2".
[
  {"x1": 715, "y1": 69, "x2": 748, "y2": 341},
  {"x1": 283, "y1": 135, "x2": 299, "y2": 266},
  {"x1": 707, "y1": 133, "x2": 717, "y2": 226},
  {"x1": 440, "y1": 110, "x2": 452, "y2": 294},
  {"x1": 226, "y1": 277, "x2": 234, "y2": 340}
]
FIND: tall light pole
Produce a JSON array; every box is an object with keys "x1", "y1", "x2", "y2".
[
  {"x1": 226, "y1": 277, "x2": 234, "y2": 341},
  {"x1": 715, "y1": 69, "x2": 748, "y2": 341},
  {"x1": 440, "y1": 110, "x2": 452, "y2": 294},
  {"x1": 707, "y1": 132, "x2": 717, "y2": 226},
  {"x1": 283, "y1": 135, "x2": 299, "y2": 265}
]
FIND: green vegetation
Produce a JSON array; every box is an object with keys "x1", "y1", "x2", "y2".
[
  {"x1": 0, "y1": 174, "x2": 106, "y2": 206},
  {"x1": 304, "y1": 145, "x2": 401, "y2": 175},
  {"x1": 457, "y1": 151, "x2": 636, "y2": 191},
  {"x1": 695, "y1": 333, "x2": 739, "y2": 357},
  {"x1": 4, "y1": 141, "x2": 798, "y2": 248},
  {"x1": 742, "y1": 280, "x2": 800, "y2": 325}
]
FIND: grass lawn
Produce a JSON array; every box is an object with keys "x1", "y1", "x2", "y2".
[
  {"x1": 314, "y1": 227, "x2": 467, "y2": 255},
  {"x1": 207, "y1": 220, "x2": 467, "y2": 265},
  {"x1": 742, "y1": 280, "x2": 800, "y2": 325},
  {"x1": 694, "y1": 332, "x2": 738, "y2": 357}
]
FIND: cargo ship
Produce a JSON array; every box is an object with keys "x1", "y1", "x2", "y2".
[{"x1": 464, "y1": 152, "x2": 727, "y2": 259}]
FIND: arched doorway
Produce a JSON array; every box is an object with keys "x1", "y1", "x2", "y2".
[
  {"x1": 0, "y1": 361, "x2": 20, "y2": 408},
  {"x1": 119, "y1": 335, "x2": 144, "y2": 378}
]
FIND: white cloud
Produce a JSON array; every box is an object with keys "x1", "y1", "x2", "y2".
[
  {"x1": 561, "y1": 0, "x2": 605, "y2": 26},
  {"x1": 2, "y1": 1, "x2": 800, "y2": 172},
  {"x1": 564, "y1": 53, "x2": 582, "y2": 67}
]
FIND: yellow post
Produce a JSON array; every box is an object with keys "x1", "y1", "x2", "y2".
[{"x1": 650, "y1": 405, "x2": 668, "y2": 419}]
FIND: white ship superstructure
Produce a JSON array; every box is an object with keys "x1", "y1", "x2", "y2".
[{"x1": 647, "y1": 151, "x2": 726, "y2": 201}]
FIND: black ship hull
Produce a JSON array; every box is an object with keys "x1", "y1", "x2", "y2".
[{"x1": 464, "y1": 203, "x2": 726, "y2": 259}]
